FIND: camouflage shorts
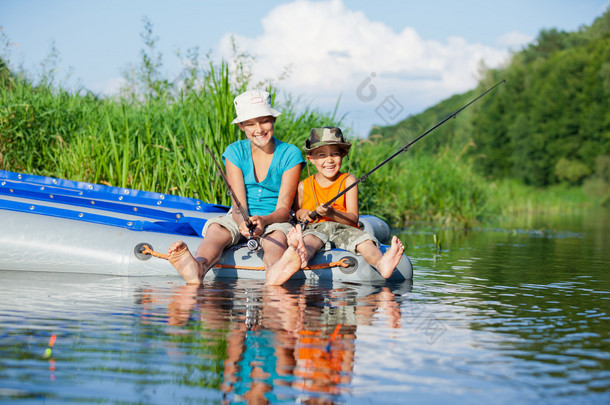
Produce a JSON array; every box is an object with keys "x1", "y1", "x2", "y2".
[
  {"x1": 303, "y1": 221, "x2": 379, "y2": 253},
  {"x1": 202, "y1": 212, "x2": 293, "y2": 246}
]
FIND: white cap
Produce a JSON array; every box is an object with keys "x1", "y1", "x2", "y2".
[{"x1": 231, "y1": 89, "x2": 282, "y2": 124}]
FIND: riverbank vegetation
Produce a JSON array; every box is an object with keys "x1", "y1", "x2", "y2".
[
  {"x1": 1, "y1": 11, "x2": 608, "y2": 228},
  {"x1": 372, "y1": 9, "x2": 610, "y2": 221}
]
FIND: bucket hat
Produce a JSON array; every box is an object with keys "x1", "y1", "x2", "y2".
[
  {"x1": 231, "y1": 89, "x2": 281, "y2": 124},
  {"x1": 304, "y1": 127, "x2": 351, "y2": 153}
]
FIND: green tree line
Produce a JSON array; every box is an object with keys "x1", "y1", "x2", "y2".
[
  {"x1": 373, "y1": 9, "x2": 610, "y2": 201},
  {"x1": 1, "y1": 13, "x2": 605, "y2": 228}
]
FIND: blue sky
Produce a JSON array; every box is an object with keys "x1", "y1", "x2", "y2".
[{"x1": 1, "y1": 0, "x2": 608, "y2": 136}]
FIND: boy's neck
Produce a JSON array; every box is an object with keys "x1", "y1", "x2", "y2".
[{"x1": 314, "y1": 171, "x2": 343, "y2": 186}]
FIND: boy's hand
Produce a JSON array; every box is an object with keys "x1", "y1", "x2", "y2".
[
  {"x1": 296, "y1": 208, "x2": 313, "y2": 223},
  {"x1": 315, "y1": 204, "x2": 330, "y2": 217}
]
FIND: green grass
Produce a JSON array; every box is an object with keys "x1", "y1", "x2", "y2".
[
  {"x1": 0, "y1": 61, "x2": 338, "y2": 207},
  {"x1": 0, "y1": 55, "x2": 594, "y2": 228},
  {"x1": 488, "y1": 179, "x2": 590, "y2": 216}
]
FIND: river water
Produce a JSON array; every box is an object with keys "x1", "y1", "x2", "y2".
[{"x1": 0, "y1": 209, "x2": 608, "y2": 404}]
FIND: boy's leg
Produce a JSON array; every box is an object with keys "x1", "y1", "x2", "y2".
[
  {"x1": 356, "y1": 236, "x2": 404, "y2": 278},
  {"x1": 168, "y1": 223, "x2": 233, "y2": 284}
]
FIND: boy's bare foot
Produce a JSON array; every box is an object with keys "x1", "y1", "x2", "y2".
[
  {"x1": 377, "y1": 236, "x2": 405, "y2": 278},
  {"x1": 265, "y1": 226, "x2": 306, "y2": 285},
  {"x1": 167, "y1": 240, "x2": 206, "y2": 284}
]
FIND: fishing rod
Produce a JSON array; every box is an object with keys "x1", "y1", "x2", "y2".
[
  {"x1": 307, "y1": 79, "x2": 506, "y2": 223},
  {"x1": 205, "y1": 146, "x2": 259, "y2": 251}
]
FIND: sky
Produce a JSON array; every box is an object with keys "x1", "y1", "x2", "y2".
[{"x1": 1, "y1": 0, "x2": 608, "y2": 137}]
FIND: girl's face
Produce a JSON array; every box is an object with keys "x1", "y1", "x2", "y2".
[
  {"x1": 238, "y1": 116, "x2": 275, "y2": 149},
  {"x1": 308, "y1": 145, "x2": 345, "y2": 180}
]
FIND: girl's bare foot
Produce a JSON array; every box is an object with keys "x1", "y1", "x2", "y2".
[
  {"x1": 167, "y1": 240, "x2": 206, "y2": 284},
  {"x1": 265, "y1": 226, "x2": 306, "y2": 285},
  {"x1": 288, "y1": 225, "x2": 308, "y2": 268},
  {"x1": 167, "y1": 284, "x2": 199, "y2": 326},
  {"x1": 377, "y1": 236, "x2": 405, "y2": 278}
]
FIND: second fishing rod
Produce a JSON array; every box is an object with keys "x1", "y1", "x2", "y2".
[{"x1": 303, "y1": 79, "x2": 506, "y2": 225}]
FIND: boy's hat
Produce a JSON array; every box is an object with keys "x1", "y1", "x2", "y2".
[
  {"x1": 231, "y1": 89, "x2": 281, "y2": 124},
  {"x1": 304, "y1": 127, "x2": 351, "y2": 153}
]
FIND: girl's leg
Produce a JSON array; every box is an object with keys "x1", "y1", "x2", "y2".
[
  {"x1": 168, "y1": 223, "x2": 233, "y2": 284},
  {"x1": 261, "y1": 229, "x2": 288, "y2": 270}
]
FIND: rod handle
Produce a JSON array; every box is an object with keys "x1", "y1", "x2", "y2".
[{"x1": 308, "y1": 210, "x2": 321, "y2": 222}]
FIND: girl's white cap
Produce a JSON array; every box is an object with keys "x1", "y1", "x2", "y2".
[{"x1": 231, "y1": 89, "x2": 281, "y2": 124}]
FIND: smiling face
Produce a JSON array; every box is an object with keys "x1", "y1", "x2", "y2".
[
  {"x1": 237, "y1": 116, "x2": 276, "y2": 150},
  {"x1": 307, "y1": 145, "x2": 346, "y2": 181}
]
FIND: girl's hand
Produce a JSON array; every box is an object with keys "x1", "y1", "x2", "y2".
[{"x1": 248, "y1": 215, "x2": 265, "y2": 237}]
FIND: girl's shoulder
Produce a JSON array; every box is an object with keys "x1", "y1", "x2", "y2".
[
  {"x1": 225, "y1": 139, "x2": 249, "y2": 154},
  {"x1": 274, "y1": 139, "x2": 305, "y2": 164},
  {"x1": 275, "y1": 138, "x2": 301, "y2": 154}
]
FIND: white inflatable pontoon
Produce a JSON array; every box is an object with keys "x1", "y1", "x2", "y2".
[{"x1": 0, "y1": 170, "x2": 412, "y2": 282}]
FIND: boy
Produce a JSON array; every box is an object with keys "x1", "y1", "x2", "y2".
[
  {"x1": 266, "y1": 127, "x2": 404, "y2": 286},
  {"x1": 167, "y1": 89, "x2": 304, "y2": 285}
]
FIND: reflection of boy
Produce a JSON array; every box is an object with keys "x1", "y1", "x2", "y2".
[
  {"x1": 168, "y1": 89, "x2": 304, "y2": 285},
  {"x1": 266, "y1": 127, "x2": 404, "y2": 285}
]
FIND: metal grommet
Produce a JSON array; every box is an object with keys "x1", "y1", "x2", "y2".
[
  {"x1": 339, "y1": 256, "x2": 358, "y2": 274},
  {"x1": 134, "y1": 242, "x2": 153, "y2": 261}
]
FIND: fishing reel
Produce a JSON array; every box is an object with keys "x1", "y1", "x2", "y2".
[
  {"x1": 287, "y1": 210, "x2": 308, "y2": 231},
  {"x1": 246, "y1": 235, "x2": 259, "y2": 251},
  {"x1": 246, "y1": 224, "x2": 260, "y2": 251},
  {"x1": 288, "y1": 210, "x2": 299, "y2": 226}
]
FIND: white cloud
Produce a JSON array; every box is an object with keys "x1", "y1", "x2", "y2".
[
  {"x1": 91, "y1": 76, "x2": 126, "y2": 96},
  {"x1": 217, "y1": 0, "x2": 511, "y2": 135},
  {"x1": 496, "y1": 30, "x2": 533, "y2": 50}
]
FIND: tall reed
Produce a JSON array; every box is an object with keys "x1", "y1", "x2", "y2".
[{"x1": 1, "y1": 54, "x2": 588, "y2": 227}]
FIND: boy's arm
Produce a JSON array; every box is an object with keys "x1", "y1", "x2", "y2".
[
  {"x1": 294, "y1": 180, "x2": 314, "y2": 222},
  {"x1": 343, "y1": 174, "x2": 359, "y2": 222},
  {"x1": 253, "y1": 164, "x2": 302, "y2": 228}
]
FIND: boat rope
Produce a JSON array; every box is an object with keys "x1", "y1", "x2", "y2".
[{"x1": 140, "y1": 244, "x2": 353, "y2": 271}]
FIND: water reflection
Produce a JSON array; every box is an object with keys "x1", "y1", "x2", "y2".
[
  {"x1": 165, "y1": 280, "x2": 411, "y2": 403},
  {"x1": 1, "y1": 209, "x2": 608, "y2": 403}
]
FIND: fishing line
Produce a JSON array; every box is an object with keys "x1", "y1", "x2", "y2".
[
  {"x1": 304, "y1": 80, "x2": 506, "y2": 224},
  {"x1": 471, "y1": 80, "x2": 502, "y2": 125}
]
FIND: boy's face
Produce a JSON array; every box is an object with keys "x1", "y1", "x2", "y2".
[
  {"x1": 307, "y1": 145, "x2": 345, "y2": 180},
  {"x1": 238, "y1": 116, "x2": 275, "y2": 148}
]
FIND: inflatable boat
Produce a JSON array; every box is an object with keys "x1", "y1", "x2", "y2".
[{"x1": 0, "y1": 170, "x2": 412, "y2": 282}]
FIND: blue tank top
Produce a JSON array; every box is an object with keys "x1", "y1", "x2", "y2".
[{"x1": 222, "y1": 138, "x2": 304, "y2": 216}]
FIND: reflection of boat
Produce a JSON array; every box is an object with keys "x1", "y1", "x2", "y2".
[{"x1": 0, "y1": 170, "x2": 413, "y2": 282}]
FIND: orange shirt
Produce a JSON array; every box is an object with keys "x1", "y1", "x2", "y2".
[
  {"x1": 293, "y1": 329, "x2": 345, "y2": 394},
  {"x1": 302, "y1": 173, "x2": 351, "y2": 224}
]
